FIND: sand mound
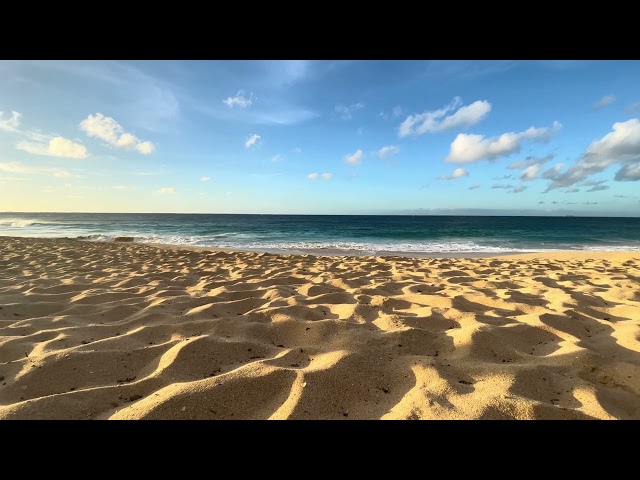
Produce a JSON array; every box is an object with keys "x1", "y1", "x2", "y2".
[{"x1": 0, "y1": 237, "x2": 638, "y2": 419}]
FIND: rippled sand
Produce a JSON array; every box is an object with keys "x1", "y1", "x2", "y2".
[{"x1": 0, "y1": 237, "x2": 638, "y2": 419}]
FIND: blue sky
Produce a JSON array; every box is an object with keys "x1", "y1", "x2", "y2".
[{"x1": 1, "y1": 60, "x2": 640, "y2": 215}]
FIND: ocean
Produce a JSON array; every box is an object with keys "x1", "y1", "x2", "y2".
[{"x1": 2, "y1": 213, "x2": 640, "y2": 256}]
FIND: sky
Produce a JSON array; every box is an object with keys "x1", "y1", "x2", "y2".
[{"x1": 1, "y1": 59, "x2": 640, "y2": 215}]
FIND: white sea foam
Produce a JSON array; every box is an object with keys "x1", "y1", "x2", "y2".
[{"x1": 0, "y1": 218, "x2": 52, "y2": 228}]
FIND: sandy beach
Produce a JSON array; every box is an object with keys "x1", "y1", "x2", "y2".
[{"x1": 0, "y1": 236, "x2": 638, "y2": 420}]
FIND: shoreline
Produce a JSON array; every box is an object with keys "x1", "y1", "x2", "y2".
[
  {"x1": 1, "y1": 236, "x2": 638, "y2": 419},
  {"x1": 3, "y1": 235, "x2": 639, "y2": 261}
]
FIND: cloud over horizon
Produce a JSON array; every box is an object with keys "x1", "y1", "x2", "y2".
[
  {"x1": 399, "y1": 97, "x2": 491, "y2": 138},
  {"x1": 80, "y1": 113, "x2": 155, "y2": 154},
  {"x1": 446, "y1": 121, "x2": 561, "y2": 164},
  {"x1": 545, "y1": 118, "x2": 640, "y2": 190},
  {"x1": 17, "y1": 136, "x2": 88, "y2": 159}
]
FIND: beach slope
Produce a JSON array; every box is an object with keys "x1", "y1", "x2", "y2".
[{"x1": 0, "y1": 237, "x2": 638, "y2": 419}]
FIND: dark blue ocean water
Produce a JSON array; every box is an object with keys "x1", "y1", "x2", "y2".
[{"x1": 2, "y1": 213, "x2": 640, "y2": 255}]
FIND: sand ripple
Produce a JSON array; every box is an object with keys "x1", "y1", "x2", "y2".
[{"x1": 0, "y1": 237, "x2": 639, "y2": 419}]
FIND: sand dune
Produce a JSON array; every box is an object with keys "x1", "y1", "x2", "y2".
[{"x1": 0, "y1": 236, "x2": 639, "y2": 419}]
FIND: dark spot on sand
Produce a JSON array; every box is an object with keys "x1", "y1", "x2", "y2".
[
  {"x1": 459, "y1": 380, "x2": 473, "y2": 385},
  {"x1": 290, "y1": 363, "x2": 300, "y2": 367},
  {"x1": 69, "y1": 387, "x2": 76, "y2": 391},
  {"x1": 117, "y1": 376, "x2": 136, "y2": 383},
  {"x1": 249, "y1": 355, "x2": 264, "y2": 360},
  {"x1": 127, "y1": 394, "x2": 143, "y2": 402},
  {"x1": 0, "y1": 376, "x2": 4, "y2": 382},
  {"x1": 277, "y1": 344, "x2": 285, "y2": 348}
]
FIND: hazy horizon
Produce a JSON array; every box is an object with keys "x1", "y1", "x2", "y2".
[{"x1": 2, "y1": 60, "x2": 640, "y2": 215}]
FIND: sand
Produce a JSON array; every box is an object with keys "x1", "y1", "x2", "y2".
[{"x1": 0, "y1": 236, "x2": 638, "y2": 420}]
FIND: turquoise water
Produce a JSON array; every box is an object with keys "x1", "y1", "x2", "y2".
[{"x1": 2, "y1": 213, "x2": 640, "y2": 255}]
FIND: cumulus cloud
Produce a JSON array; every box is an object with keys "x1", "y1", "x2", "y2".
[
  {"x1": 398, "y1": 97, "x2": 491, "y2": 138},
  {"x1": 80, "y1": 113, "x2": 155, "y2": 154},
  {"x1": 223, "y1": 90, "x2": 255, "y2": 108},
  {"x1": 308, "y1": 172, "x2": 332, "y2": 180},
  {"x1": 446, "y1": 121, "x2": 561, "y2": 164},
  {"x1": 0, "y1": 111, "x2": 21, "y2": 133},
  {"x1": 520, "y1": 164, "x2": 540, "y2": 181},
  {"x1": 439, "y1": 167, "x2": 468, "y2": 180},
  {"x1": 157, "y1": 187, "x2": 175, "y2": 195},
  {"x1": 468, "y1": 184, "x2": 481, "y2": 190},
  {"x1": 593, "y1": 95, "x2": 616, "y2": 110},
  {"x1": 377, "y1": 145, "x2": 400, "y2": 159},
  {"x1": 345, "y1": 149, "x2": 363, "y2": 165},
  {"x1": 16, "y1": 136, "x2": 88, "y2": 159},
  {"x1": 545, "y1": 119, "x2": 640, "y2": 191},
  {"x1": 245, "y1": 133, "x2": 261, "y2": 148},
  {"x1": 200, "y1": 176, "x2": 211, "y2": 182},
  {"x1": 335, "y1": 102, "x2": 364, "y2": 120}
]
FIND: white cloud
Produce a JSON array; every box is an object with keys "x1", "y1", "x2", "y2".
[
  {"x1": 157, "y1": 187, "x2": 175, "y2": 195},
  {"x1": 16, "y1": 136, "x2": 88, "y2": 159},
  {"x1": 392, "y1": 105, "x2": 403, "y2": 117},
  {"x1": 223, "y1": 90, "x2": 255, "y2": 108},
  {"x1": 335, "y1": 102, "x2": 364, "y2": 120},
  {"x1": 545, "y1": 119, "x2": 640, "y2": 190},
  {"x1": 446, "y1": 121, "x2": 561, "y2": 164},
  {"x1": 292, "y1": 147, "x2": 302, "y2": 153},
  {"x1": 520, "y1": 164, "x2": 540, "y2": 181},
  {"x1": 511, "y1": 185, "x2": 527, "y2": 193},
  {"x1": 271, "y1": 154, "x2": 283, "y2": 162},
  {"x1": 0, "y1": 161, "x2": 77, "y2": 178},
  {"x1": 615, "y1": 163, "x2": 640, "y2": 181},
  {"x1": 200, "y1": 176, "x2": 211, "y2": 182},
  {"x1": 245, "y1": 133, "x2": 261, "y2": 148},
  {"x1": 308, "y1": 172, "x2": 332, "y2": 180},
  {"x1": 345, "y1": 149, "x2": 363, "y2": 165},
  {"x1": 439, "y1": 167, "x2": 468, "y2": 180},
  {"x1": 398, "y1": 97, "x2": 491, "y2": 138},
  {"x1": 0, "y1": 111, "x2": 21, "y2": 133},
  {"x1": 80, "y1": 113, "x2": 155, "y2": 154},
  {"x1": 377, "y1": 145, "x2": 400, "y2": 159},
  {"x1": 593, "y1": 95, "x2": 616, "y2": 110},
  {"x1": 468, "y1": 184, "x2": 481, "y2": 190}
]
